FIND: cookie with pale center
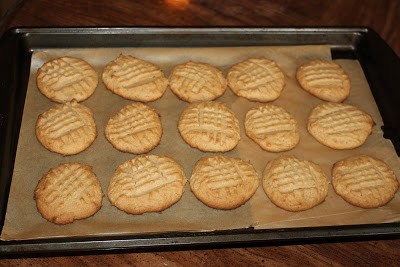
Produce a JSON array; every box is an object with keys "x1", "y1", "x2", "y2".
[
  {"x1": 263, "y1": 156, "x2": 329, "y2": 211},
  {"x1": 169, "y1": 61, "x2": 227, "y2": 102},
  {"x1": 190, "y1": 155, "x2": 259, "y2": 210},
  {"x1": 102, "y1": 55, "x2": 168, "y2": 102},
  {"x1": 296, "y1": 60, "x2": 350, "y2": 102},
  {"x1": 36, "y1": 56, "x2": 98, "y2": 103},
  {"x1": 105, "y1": 102, "x2": 162, "y2": 154},
  {"x1": 308, "y1": 102, "x2": 374, "y2": 149},
  {"x1": 227, "y1": 57, "x2": 285, "y2": 102},
  {"x1": 108, "y1": 155, "x2": 186, "y2": 215},
  {"x1": 34, "y1": 163, "x2": 104, "y2": 224},
  {"x1": 35, "y1": 100, "x2": 97, "y2": 155},
  {"x1": 332, "y1": 155, "x2": 399, "y2": 208},
  {"x1": 178, "y1": 101, "x2": 240, "y2": 152},
  {"x1": 245, "y1": 104, "x2": 299, "y2": 152}
]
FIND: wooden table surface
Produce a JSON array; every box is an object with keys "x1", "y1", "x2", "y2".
[{"x1": 1, "y1": 0, "x2": 400, "y2": 265}]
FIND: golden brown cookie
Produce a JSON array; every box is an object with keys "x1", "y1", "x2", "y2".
[
  {"x1": 102, "y1": 55, "x2": 168, "y2": 102},
  {"x1": 190, "y1": 156, "x2": 259, "y2": 210},
  {"x1": 35, "y1": 100, "x2": 97, "y2": 155},
  {"x1": 332, "y1": 155, "x2": 399, "y2": 208},
  {"x1": 36, "y1": 56, "x2": 98, "y2": 103},
  {"x1": 263, "y1": 156, "x2": 329, "y2": 211},
  {"x1": 178, "y1": 101, "x2": 240, "y2": 152},
  {"x1": 296, "y1": 60, "x2": 350, "y2": 102},
  {"x1": 108, "y1": 155, "x2": 186, "y2": 215},
  {"x1": 169, "y1": 61, "x2": 227, "y2": 102},
  {"x1": 308, "y1": 102, "x2": 374, "y2": 149},
  {"x1": 34, "y1": 163, "x2": 103, "y2": 224},
  {"x1": 105, "y1": 103, "x2": 162, "y2": 154},
  {"x1": 245, "y1": 104, "x2": 299, "y2": 152},
  {"x1": 227, "y1": 57, "x2": 285, "y2": 102}
]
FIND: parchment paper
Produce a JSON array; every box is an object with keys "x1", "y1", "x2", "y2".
[{"x1": 1, "y1": 45, "x2": 399, "y2": 241}]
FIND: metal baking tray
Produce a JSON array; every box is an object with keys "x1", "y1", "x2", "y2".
[{"x1": 0, "y1": 27, "x2": 399, "y2": 256}]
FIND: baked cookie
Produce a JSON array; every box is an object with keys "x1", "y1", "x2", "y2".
[
  {"x1": 227, "y1": 57, "x2": 285, "y2": 102},
  {"x1": 263, "y1": 156, "x2": 329, "y2": 211},
  {"x1": 332, "y1": 155, "x2": 399, "y2": 208},
  {"x1": 169, "y1": 61, "x2": 227, "y2": 102},
  {"x1": 36, "y1": 56, "x2": 98, "y2": 103},
  {"x1": 245, "y1": 104, "x2": 299, "y2": 152},
  {"x1": 34, "y1": 163, "x2": 103, "y2": 224},
  {"x1": 296, "y1": 60, "x2": 350, "y2": 102},
  {"x1": 108, "y1": 155, "x2": 186, "y2": 214},
  {"x1": 35, "y1": 100, "x2": 97, "y2": 155},
  {"x1": 105, "y1": 103, "x2": 162, "y2": 154},
  {"x1": 308, "y1": 102, "x2": 374, "y2": 149},
  {"x1": 102, "y1": 55, "x2": 168, "y2": 102},
  {"x1": 178, "y1": 101, "x2": 240, "y2": 152},
  {"x1": 190, "y1": 156, "x2": 259, "y2": 210}
]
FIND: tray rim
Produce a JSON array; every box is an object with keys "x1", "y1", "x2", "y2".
[
  {"x1": 8, "y1": 25, "x2": 370, "y2": 33},
  {"x1": 0, "y1": 26, "x2": 399, "y2": 256},
  {"x1": 1, "y1": 223, "x2": 399, "y2": 255}
]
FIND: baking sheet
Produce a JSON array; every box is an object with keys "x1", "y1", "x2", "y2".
[{"x1": 1, "y1": 45, "x2": 399, "y2": 241}]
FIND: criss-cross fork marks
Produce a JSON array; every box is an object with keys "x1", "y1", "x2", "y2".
[
  {"x1": 180, "y1": 104, "x2": 239, "y2": 145},
  {"x1": 230, "y1": 59, "x2": 284, "y2": 93},
  {"x1": 172, "y1": 62, "x2": 223, "y2": 95},
  {"x1": 108, "y1": 56, "x2": 165, "y2": 89},
  {"x1": 335, "y1": 160, "x2": 395, "y2": 199},
  {"x1": 191, "y1": 157, "x2": 258, "y2": 193},
  {"x1": 202, "y1": 161, "x2": 244, "y2": 190},
  {"x1": 298, "y1": 61, "x2": 348, "y2": 89},
  {"x1": 269, "y1": 159, "x2": 322, "y2": 195},
  {"x1": 246, "y1": 106, "x2": 296, "y2": 138},
  {"x1": 109, "y1": 157, "x2": 183, "y2": 199},
  {"x1": 39, "y1": 57, "x2": 95, "y2": 93},
  {"x1": 106, "y1": 104, "x2": 161, "y2": 144},
  {"x1": 310, "y1": 104, "x2": 371, "y2": 136},
  {"x1": 190, "y1": 156, "x2": 260, "y2": 210},
  {"x1": 38, "y1": 103, "x2": 90, "y2": 142},
  {"x1": 41, "y1": 164, "x2": 98, "y2": 206}
]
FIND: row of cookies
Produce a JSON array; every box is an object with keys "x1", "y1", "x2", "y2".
[
  {"x1": 36, "y1": 55, "x2": 350, "y2": 105},
  {"x1": 34, "y1": 154, "x2": 399, "y2": 225},
  {"x1": 180, "y1": 101, "x2": 374, "y2": 152},
  {"x1": 35, "y1": 99, "x2": 375, "y2": 156},
  {"x1": 35, "y1": 101, "x2": 162, "y2": 156}
]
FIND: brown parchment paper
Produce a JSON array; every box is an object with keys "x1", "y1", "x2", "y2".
[{"x1": 1, "y1": 45, "x2": 399, "y2": 241}]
